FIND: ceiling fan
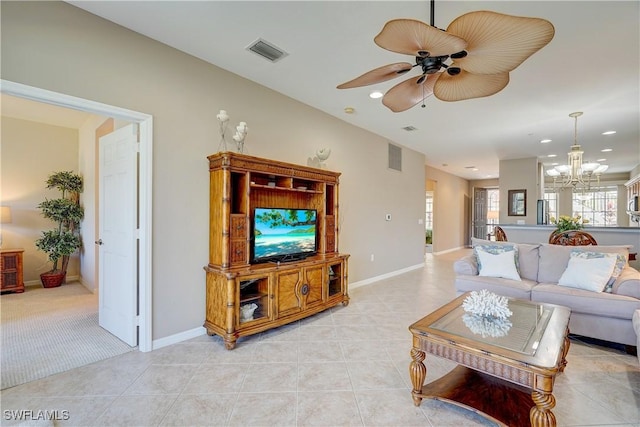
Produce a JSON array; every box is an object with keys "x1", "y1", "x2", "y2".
[{"x1": 337, "y1": 1, "x2": 555, "y2": 112}]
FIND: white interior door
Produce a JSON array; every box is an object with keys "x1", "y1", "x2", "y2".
[{"x1": 98, "y1": 124, "x2": 138, "y2": 346}]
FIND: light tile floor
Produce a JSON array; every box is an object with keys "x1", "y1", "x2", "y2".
[{"x1": 1, "y1": 250, "x2": 639, "y2": 426}]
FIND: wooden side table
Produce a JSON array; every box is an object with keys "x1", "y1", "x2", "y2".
[{"x1": 1, "y1": 249, "x2": 25, "y2": 293}]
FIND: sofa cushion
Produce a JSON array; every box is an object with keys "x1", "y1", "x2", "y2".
[
  {"x1": 471, "y1": 238, "x2": 539, "y2": 281},
  {"x1": 568, "y1": 250, "x2": 627, "y2": 292},
  {"x1": 455, "y1": 275, "x2": 536, "y2": 300},
  {"x1": 532, "y1": 284, "x2": 640, "y2": 320},
  {"x1": 558, "y1": 252, "x2": 618, "y2": 292},
  {"x1": 475, "y1": 246, "x2": 521, "y2": 281},
  {"x1": 537, "y1": 244, "x2": 630, "y2": 284}
]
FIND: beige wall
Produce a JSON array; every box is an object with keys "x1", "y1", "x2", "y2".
[
  {"x1": 0, "y1": 116, "x2": 81, "y2": 282},
  {"x1": 1, "y1": 2, "x2": 426, "y2": 340},
  {"x1": 498, "y1": 157, "x2": 539, "y2": 225},
  {"x1": 425, "y1": 165, "x2": 470, "y2": 252}
]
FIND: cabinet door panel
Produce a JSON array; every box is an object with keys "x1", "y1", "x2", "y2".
[
  {"x1": 303, "y1": 266, "x2": 324, "y2": 308},
  {"x1": 276, "y1": 269, "x2": 302, "y2": 317}
]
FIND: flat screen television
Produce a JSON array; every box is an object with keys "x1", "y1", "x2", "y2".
[{"x1": 252, "y1": 207, "x2": 317, "y2": 263}]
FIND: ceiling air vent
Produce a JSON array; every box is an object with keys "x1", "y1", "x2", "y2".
[
  {"x1": 247, "y1": 38, "x2": 288, "y2": 63},
  {"x1": 402, "y1": 126, "x2": 418, "y2": 132}
]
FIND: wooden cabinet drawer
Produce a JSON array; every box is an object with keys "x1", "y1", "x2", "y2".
[
  {"x1": 230, "y1": 215, "x2": 247, "y2": 238},
  {"x1": 230, "y1": 241, "x2": 247, "y2": 264}
]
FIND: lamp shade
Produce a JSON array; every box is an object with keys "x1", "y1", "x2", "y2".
[
  {"x1": 0, "y1": 206, "x2": 12, "y2": 224},
  {"x1": 487, "y1": 210, "x2": 499, "y2": 220},
  {"x1": 581, "y1": 162, "x2": 600, "y2": 173}
]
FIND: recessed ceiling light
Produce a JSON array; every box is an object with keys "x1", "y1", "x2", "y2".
[
  {"x1": 601, "y1": 148, "x2": 613, "y2": 152},
  {"x1": 344, "y1": 107, "x2": 355, "y2": 114},
  {"x1": 597, "y1": 158, "x2": 607, "y2": 162},
  {"x1": 547, "y1": 154, "x2": 557, "y2": 158},
  {"x1": 369, "y1": 91, "x2": 383, "y2": 99},
  {"x1": 602, "y1": 130, "x2": 616, "y2": 135},
  {"x1": 551, "y1": 162, "x2": 559, "y2": 166},
  {"x1": 540, "y1": 139, "x2": 552, "y2": 143}
]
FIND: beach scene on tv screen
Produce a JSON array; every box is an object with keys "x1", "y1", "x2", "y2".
[{"x1": 254, "y1": 209, "x2": 316, "y2": 258}]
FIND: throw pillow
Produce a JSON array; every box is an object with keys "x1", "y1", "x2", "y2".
[
  {"x1": 475, "y1": 247, "x2": 522, "y2": 281},
  {"x1": 474, "y1": 244, "x2": 520, "y2": 272},
  {"x1": 558, "y1": 252, "x2": 617, "y2": 293},
  {"x1": 570, "y1": 250, "x2": 626, "y2": 293}
]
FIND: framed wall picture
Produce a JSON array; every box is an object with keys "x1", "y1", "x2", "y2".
[{"x1": 508, "y1": 189, "x2": 526, "y2": 216}]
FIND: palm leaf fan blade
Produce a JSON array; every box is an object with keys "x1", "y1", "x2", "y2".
[
  {"x1": 446, "y1": 11, "x2": 555, "y2": 75},
  {"x1": 337, "y1": 62, "x2": 414, "y2": 89},
  {"x1": 434, "y1": 71, "x2": 509, "y2": 102},
  {"x1": 382, "y1": 73, "x2": 440, "y2": 112},
  {"x1": 374, "y1": 19, "x2": 467, "y2": 57}
]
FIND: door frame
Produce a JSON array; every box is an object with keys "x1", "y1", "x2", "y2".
[{"x1": 1, "y1": 79, "x2": 153, "y2": 352}]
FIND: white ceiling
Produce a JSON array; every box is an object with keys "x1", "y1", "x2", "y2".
[{"x1": 53, "y1": 2, "x2": 640, "y2": 179}]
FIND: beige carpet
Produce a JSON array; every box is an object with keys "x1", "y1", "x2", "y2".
[{"x1": 1, "y1": 283, "x2": 134, "y2": 389}]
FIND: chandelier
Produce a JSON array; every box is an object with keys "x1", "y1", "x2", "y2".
[{"x1": 546, "y1": 112, "x2": 608, "y2": 191}]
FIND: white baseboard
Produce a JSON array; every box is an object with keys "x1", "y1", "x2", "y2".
[
  {"x1": 432, "y1": 246, "x2": 467, "y2": 255},
  {"x1": 152, "y1": 326, "x2": 207, "y2": 350},
  {"x1": 349, "y1": 263, "x2": 424, "y2": 289}
]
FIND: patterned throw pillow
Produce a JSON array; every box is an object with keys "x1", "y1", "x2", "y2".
[
  {"x1": 570, "y1": 250, "x2": 626, "y2": 292},
  {"x1": 474, "y1": 244, "x2": 520, "y2": 272}
]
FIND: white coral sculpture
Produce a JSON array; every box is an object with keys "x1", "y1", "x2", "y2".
[
  {"x1": 462, "y1": 289, "x2": 513, "y2": 320},
  {"x1": 462, "y1": 314, "x2": 513, "y2": 338}
]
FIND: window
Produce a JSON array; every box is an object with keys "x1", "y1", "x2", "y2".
[
  {"x1": 486, "y1": 189, "x2": 500, "y2": 236},
  {"x1": 573, "y1": 186, "x2": 618, "y2": 226},
  {"x1": 425, "y1": 191, "x2": 433, "y2": 230},
  {"x1": 544, "y1": 191, "x2": 558, "y2": 222}
]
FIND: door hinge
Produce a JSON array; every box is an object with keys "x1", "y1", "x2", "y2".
[
  {"x1": 135, "y1": 315, "x2": 140, "y2": 326},
  {"x1": 135, "y1": 142, "x2": 141, "y2": 153},
  {"x1": 135, "y1": 229, "x2": 141, "y2": 239}
]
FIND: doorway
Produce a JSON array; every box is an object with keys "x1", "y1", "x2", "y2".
[
  {"x1": 0, "y1": 79, "x2": 153, "y2": 352},
  {"x1": 473, "y1": 187, "x2": 499, "y2": 240}
]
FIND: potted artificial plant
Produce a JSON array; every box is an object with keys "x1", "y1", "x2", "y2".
[{"x1": 35, "y1": 171, "x2": 84, "y2": 288}]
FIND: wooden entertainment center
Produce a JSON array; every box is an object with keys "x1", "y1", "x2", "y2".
[{"x1": 204, "y1": 152, "x2": 349, "y2": 349}]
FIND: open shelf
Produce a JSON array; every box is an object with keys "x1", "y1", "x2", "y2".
[{"x1": 239, "y1": 276, "x2": 269, "y2": 324}]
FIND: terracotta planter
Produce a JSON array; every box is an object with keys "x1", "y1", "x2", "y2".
[{"x1": 40, "y1": 272, "x2": 65, "y2": 288}]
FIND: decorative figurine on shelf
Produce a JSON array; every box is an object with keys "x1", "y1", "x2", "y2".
[
  {"x1": 307, "y1": 148, "x2": 332, "y2": 169},
  {"x1": 232, "y1": 122, "x2": 248, "y2": 154},
  {"x1": 216, "y1": 110, "x2": 229, "y2": 151},
  {"x1": 217, "y1": 109, "x2": 248, "y2": 153}
]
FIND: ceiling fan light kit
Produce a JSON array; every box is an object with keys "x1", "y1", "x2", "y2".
[{"x1": 337, "y1": 1, "x2": 554, "y2": 112}]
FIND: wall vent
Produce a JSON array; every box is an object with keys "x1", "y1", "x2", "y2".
[
  {"x1": 247, "y1": 38, "x2": 288, "y2": 63},
  {"x1": 388, "y1": 143, "x2": 402, "y2": 172}
]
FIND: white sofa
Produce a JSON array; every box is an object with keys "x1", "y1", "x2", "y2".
[{"x1": 454, "y1": 238, "x2": 640, "y2": 347}]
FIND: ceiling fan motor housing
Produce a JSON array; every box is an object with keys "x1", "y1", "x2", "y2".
[{"x1": 417, "y1": 55, "x2": 447, "y2": 74}]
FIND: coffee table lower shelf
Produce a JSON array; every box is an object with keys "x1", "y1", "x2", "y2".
[{"x1": 414, "y1": 364, "x2": 537, "y2": 427}]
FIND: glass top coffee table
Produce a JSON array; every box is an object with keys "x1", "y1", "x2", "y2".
[{"x1": 409, "y1": 293, "x2": 570, "y2": 427}]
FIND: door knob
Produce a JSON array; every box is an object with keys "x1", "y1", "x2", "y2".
[{"x1": 95, "y1": 239, "x2": 103, "y2": 245}]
